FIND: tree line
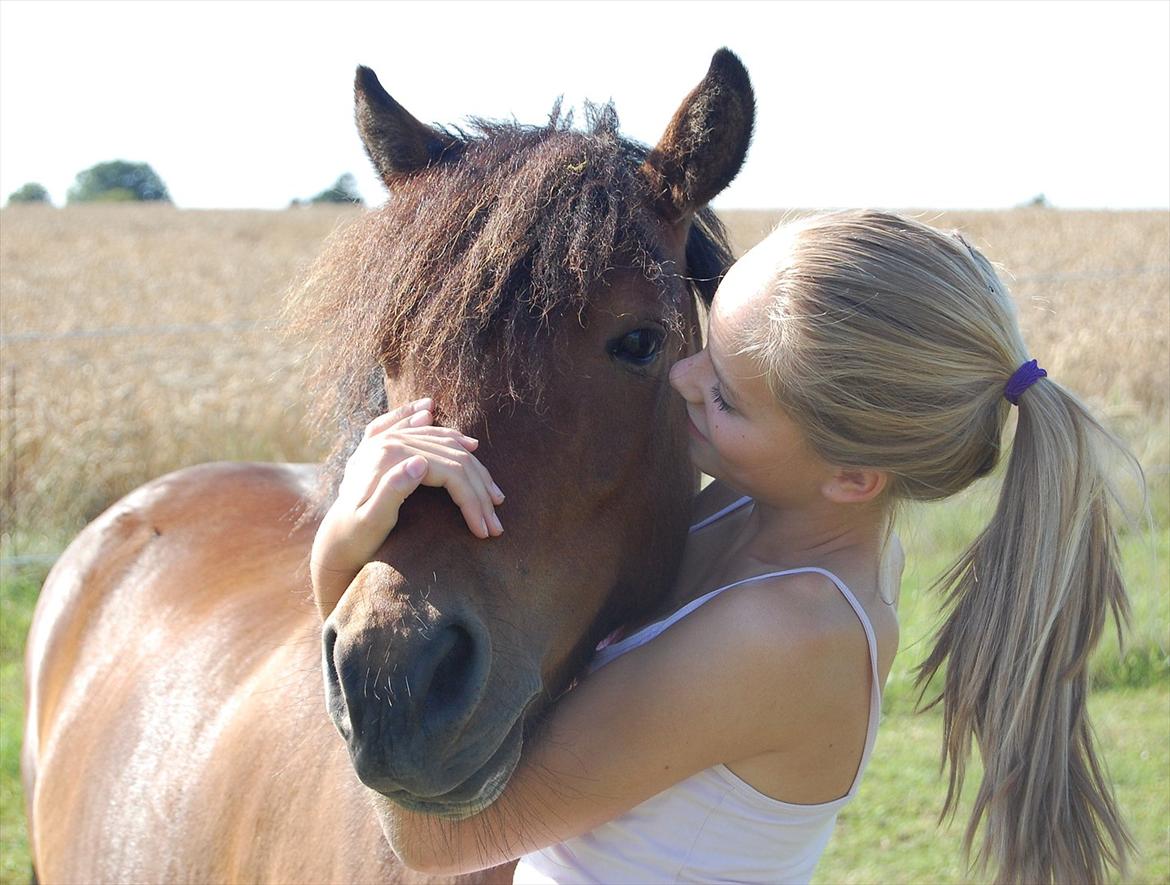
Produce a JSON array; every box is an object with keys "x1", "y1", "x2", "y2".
[{"x1": 7, "y1": 162, "x2": 363, "y2": 207}]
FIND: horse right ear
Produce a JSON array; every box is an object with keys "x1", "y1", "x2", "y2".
[
  {"x1": 355, "y1": 66, "x2": 461, "y2": 187},
  {"x1": 641, "y1": 49, "x2": 755, "y2": 224}
]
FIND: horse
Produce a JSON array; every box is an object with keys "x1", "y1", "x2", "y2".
[{"x1": 22, "y1": 50, "x2": 754, "y2": 882}]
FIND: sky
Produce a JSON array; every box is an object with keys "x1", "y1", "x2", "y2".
[{"x1": 1, "y1": 0, "x2": 1167, "y2": 211}]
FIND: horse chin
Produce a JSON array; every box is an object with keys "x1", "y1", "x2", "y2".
[{"x1": 374, "y1": 712, "x2": 526, "y2": 821}]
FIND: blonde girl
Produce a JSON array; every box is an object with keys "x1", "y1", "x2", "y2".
[{"x1": 312, "y1": 210, "x2": 1134, "y2": 884}]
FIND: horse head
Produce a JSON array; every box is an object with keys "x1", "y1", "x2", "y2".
[{"x1": 298, "y1": 50, "x2": 754, "y2": 822}]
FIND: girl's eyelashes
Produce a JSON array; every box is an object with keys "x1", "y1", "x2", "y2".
[{"x1": 711, "y1": 385, "x2": 734, "y2": 413}]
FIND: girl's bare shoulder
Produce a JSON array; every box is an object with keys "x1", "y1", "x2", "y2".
[
  {"x1": 656, "y1": 569, "x2": 872, "y2": 688},
  {"x1": 710, "y1": 567, "x2": 899, "y2": 697},
  {"x1": 710, "y1": 569, "x2": 870, "y2": 644}
]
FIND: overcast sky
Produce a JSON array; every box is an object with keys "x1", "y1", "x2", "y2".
[{"x1": 1, "y1": 0, "x2": 1167, "y2": 210}]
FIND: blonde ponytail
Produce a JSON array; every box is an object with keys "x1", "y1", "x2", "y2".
[
  {"x1": 740, "y1": 210, "x2": 1139, "y2": 883},
  {"x1": 916, "y1": 378, "x2": 1135, "y2": 883}
]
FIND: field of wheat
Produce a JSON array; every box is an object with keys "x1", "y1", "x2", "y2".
[
  {"x1": 2, "y1": 205, "x2": 1167, "y2": 552},
  {"x1": 1, "y1": 204, "x2": 1167, "y2": 882}
]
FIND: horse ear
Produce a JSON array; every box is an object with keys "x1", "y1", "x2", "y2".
[
  {"x1": 641, "y1": 49, "x2": 755, "y2": 224},
  {"x1": 355, "y1": 66, "x2": 460, "y2": 186}
]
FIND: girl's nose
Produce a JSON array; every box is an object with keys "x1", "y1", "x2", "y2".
[{"x1": 670, "y1": 350, "x2": 704, "y2": 401}]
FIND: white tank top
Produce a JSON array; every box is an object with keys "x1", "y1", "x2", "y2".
[{"x1": 514, "y1": 497, "x2": 883, "y2": 884}]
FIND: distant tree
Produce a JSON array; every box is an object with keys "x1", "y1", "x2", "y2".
[
  {"x1": 7, "y1": 182, "x2": 51, "y2": 205},
  {"x1": 67, "y1": 160, "x2": 170, "y2": 203},
  {"x1": 309, "y1": 173, "x2": 363, "y2": 205},
  {"x1": 1024, "y1": 193, "x2": 1051, "y2": 209}
]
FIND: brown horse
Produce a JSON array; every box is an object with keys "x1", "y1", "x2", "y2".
[{"x1": 23, "y1": 51, "x2": 754, "y2": 882}]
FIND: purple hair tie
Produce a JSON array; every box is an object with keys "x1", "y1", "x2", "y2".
[{"x1": 1004, "y1": 359, "x2": 1048, "y2": 405}]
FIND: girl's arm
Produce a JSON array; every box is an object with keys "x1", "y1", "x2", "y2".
[
  {"x1": 311, "y1": 403, "x2": 839, "y2": 875},
  {"x1": 387, "y1": 569, "x2": 823, "y2": 874}
]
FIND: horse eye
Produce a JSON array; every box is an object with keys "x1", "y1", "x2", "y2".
[{"x1": 610, "y1": 328, "x2": 665, "y2": 366}]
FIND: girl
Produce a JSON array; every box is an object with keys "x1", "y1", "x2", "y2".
[{"x1": 311, "y1": 210, "x2": 1134, "y2": 884}]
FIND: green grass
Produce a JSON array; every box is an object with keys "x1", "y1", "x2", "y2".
[
  {"x1": 2, "y1": 486, "x2": 1167, "y2": 882},
  {"x1": 0, "y1": 562, "x2": 43, "y2": 885},
  {"x1": 816, "y1": 686, "x2": 1170, "y2": 884}
]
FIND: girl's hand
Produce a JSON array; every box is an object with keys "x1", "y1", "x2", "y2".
[{"x1": 311, "y1": 398, "x2": 505, "y2": 613}]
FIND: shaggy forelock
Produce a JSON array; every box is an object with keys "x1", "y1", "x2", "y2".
[{"x1": 288, "y1": 104, "x2": 730, "y2": 504}]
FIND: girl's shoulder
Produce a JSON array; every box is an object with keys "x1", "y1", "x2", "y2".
[
  {"x1": 655, "y1": 567, "x2": 876, "y2": 689},
  {"x1": 623, "y1": 568, "x2": 878, "y2": 754},
  {"x1": 709, "y1": 568, "x2": 873, "y2": 647},
  {"x1": 707, "y1": 565, "x2": 899, "y2": 697}
]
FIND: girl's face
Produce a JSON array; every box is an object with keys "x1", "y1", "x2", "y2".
[{"x1": 669, "y1": 240, "x2": 833, "y2": 506}]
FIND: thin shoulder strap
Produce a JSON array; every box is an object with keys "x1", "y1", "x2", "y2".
[
  {"x1": 590, "y1": 565, "x2": 884, "y2": 797},
  {"x1": 688, "y1": 495, "x2": 752, "y2": 532}
]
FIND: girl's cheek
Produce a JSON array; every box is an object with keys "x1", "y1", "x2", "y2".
[{"x1": 704, "y1": 407, "x2": 724, "y2": 442}]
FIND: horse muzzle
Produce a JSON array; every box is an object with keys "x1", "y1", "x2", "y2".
[
  {"x1": 372, "y1": 712, "x2": 529, "y2": 820},
  {"x1": 322, "y1": 611, "x2": 540, "y2": 814}
]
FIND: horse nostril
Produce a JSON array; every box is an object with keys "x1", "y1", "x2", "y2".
[
  {"x1": 325, "y1": 615, "x2": 492, "y2": 788},
  {"x1": 321, "y1": 623, "x2": 349, "y2": 735},
  {"x1": 322, "y1": 623, "x2": 341, "y2": 687},
  {"x1": 323, "y1": 623, "x2": 339, "y2": 667},
  {"x1": 428, "y1": 625, "x2": 475, "y2": 708},
  {"x1": 406, "y1": 622, "x2": 487, "y2": 739}
]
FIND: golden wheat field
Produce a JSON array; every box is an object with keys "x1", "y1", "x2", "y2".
[{"x1": 1, "y1": 204, "x2": 1167, "y2": 553}]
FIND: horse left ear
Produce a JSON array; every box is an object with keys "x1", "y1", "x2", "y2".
[
  {"x1": 355, "y1": 66, "x2": 461, "y2": 187},
  {"x1": 641, "y1": 49, "x2": 755, "y2": 224}
]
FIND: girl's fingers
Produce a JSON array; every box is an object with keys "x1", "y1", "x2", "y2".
[
  {"x1": 452, "y1": 443, "x2": 502, "y2": 505},
  {"x1": 404, "y1": 409, "x2": 434, "y2": 429},
  {"x1": 487, "y1": 478, "x2": 505, "y2": 505},
  {"x1": 345, "y1": 422, "x2": 505, "y2": 540},
  {"x1": 413, "y1": 451, "x2": 502, "y2": 539},
  {"x1": 364, "y1": 398, "x2": 435, "y2": 438},
  {"x1": 389, "y1": 432, "x2": 494, "y2": 492},
  {"x1": 342, "y1": 445, "x2": 390, "y2": 509},
  {"x1": 469, "y1": 454, "x2": 505, "y2": 509},
  {"x1": 396, "y1": 424, "x2": 479, "y2": 450},
  {"x1": 434, "y1": 457, "x2": 500, "y2": 537},
  {"x1": 357, "y1": 455, "x2": 429, "y2": 534},
  {"x1": 347, "y1": 426, "x2": 456, "y2": 505},
  {"x1": 445, "y1": 473, "x2": 494, "y2": 539}
]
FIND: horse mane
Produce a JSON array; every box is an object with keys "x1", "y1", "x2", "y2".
[{"x1": 287, "y1": 103, "x2": 732, "y2": 504}]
